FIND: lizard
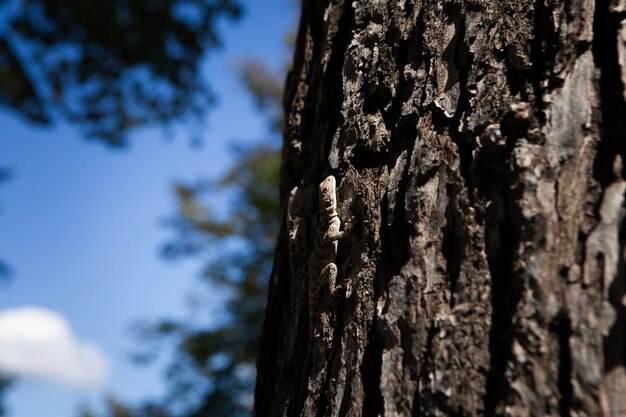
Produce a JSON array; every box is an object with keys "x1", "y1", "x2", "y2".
[
  {"x1": 301, "y1": 175, "x2": 352, "y2": 412},
  {"x1": 308, "y1": 175, "x2": 349, "y2": 336}
]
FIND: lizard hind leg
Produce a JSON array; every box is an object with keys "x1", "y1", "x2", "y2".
[{"x1": 321, "y1": 263, "x2": 340, "y2": 296}]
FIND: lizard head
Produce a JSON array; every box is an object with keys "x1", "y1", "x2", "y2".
[{"x1": 319, "y1": 175, "x2": 337, "y2": 215}]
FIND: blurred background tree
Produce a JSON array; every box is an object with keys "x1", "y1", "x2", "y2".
[
  {"x1": 0, "y1": 0, "x2": 241, "y2": 146},
  {"x1": 0, "y1": 0, "x2": 243, "y2": 289},
  {"x1": 79, "y1": 59, "x2": 283, "y2": 417},
  {"x1": 0, "y1": 0, "x2": 291, "y2": 415},
  {"x1": 0, "y1": 2, "x2": 242, "y2": 412},
  {"x1": 125, "y1": 59, "x2": 283, "y2": 417}
]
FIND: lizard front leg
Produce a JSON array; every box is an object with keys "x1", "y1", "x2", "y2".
[{"x1": 324, "y1": 215, "x2": 344, "y2": 241}]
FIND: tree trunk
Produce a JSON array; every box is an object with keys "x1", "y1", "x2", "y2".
[{"x1": 254, "y1": 0, "x2": 626, "y2": 416}]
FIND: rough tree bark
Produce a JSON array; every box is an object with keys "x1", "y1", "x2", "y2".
[{"x1": 254, "y1": 0, "x2": 626, "y2": 416}]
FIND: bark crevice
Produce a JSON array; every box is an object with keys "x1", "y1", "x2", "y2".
[
  {"x1": 483, "y1": 179, "x2": 521, "y2": 417},
  {"x1": 361, "y1": 316, "x2": 383, "y2": 417},
  {"x1": 551, "y1": 310, "x2": 573, "y2": 417},
  {"x1": 592, "y1": 1, "x2": 626, "y2": 186},
  {"x1": 442, "y1": 183, "x2": 465, "y2": 306},
  {"x1": 530, "y1": 0, "x2": 557, "y2": 120}
]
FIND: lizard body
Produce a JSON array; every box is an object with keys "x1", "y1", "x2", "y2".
[{"x1": 308, "y1": 175, "x2": 346, "y2": 333}]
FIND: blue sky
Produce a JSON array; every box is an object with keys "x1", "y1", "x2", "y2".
[{"x1": 0, "y1": 1, "x2": 294, "y2": 416}]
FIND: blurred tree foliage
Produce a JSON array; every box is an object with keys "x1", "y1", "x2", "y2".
[
  {"x1": 1, "y1": 3, "x2": 241, "y2": 410},
  {"x1": 86, "y1": 58, "x2": 285, "y2": 417},
  {"x1": 0, "y1": 0, "x2": 241, "y2": 275},
  {"x1": 0, "y1": 0, "x2": 241, "y2": 146},
  {"x1": 144, "y1": 59, "x2": 282, "y2": 416},
  {"x1": 152, "y1": 143, "x2": 280, "y2": 416}
]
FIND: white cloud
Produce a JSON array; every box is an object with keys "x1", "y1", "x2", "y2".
[{"x1": 0, "y1": 307, "x2": 109, "y2": 387}]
